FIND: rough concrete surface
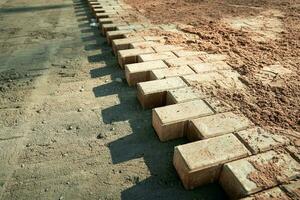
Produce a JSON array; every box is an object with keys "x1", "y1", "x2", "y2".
[{"x1": 0, "y1": 0, "x2": 227, "y2": 199}]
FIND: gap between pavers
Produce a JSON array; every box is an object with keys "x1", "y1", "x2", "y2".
[{"x1": 137, "y1": 77, "x2": 187, "y2": 109}]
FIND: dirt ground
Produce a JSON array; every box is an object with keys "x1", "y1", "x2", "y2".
[
  {"x1": 0, "y1": 0, "x2": 226, "y2": 199},
  {"x1": 125, "y1": 0, "x2": 300, "y2": 138}
]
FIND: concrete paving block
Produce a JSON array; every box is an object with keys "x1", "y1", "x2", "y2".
[
  {"x1": 166, "y1": 87, "x2": 206, "y2": 105},
  {"x1": 106, "y1": 29, "x2": 133, "y2": 45},
  {"x1": 117, "y1": 48, "x2": 155, "y2": 68},
  {"x1": 172, "y1": 50, "x2": 207, "y2": 57},
  {"x1": 174, "y1": 134, "x2": 250, "y2": 189},
  {"x1": 94, "y1": 6, "x2": 122, "y2": 13},
  {"x1": 199, "y1": 53, "x2": 228, "y2": 62},
  {"x1": 189, "y1": 61, "x2": 232, "y2": 73},
  {"x1": 142, "y1": 36, "x2": 166, "y2": 43},
  {"x1": 182, "y1": 70, "x2": 245, "y2": 91},
  {"x1": 240, "y1": 187, "x2": 291, "y2": 200},
  {"x1": 149, "y1": 65, "x2": 195, "y2": 80},
  {"x1": 164, "y1": 56, "x2": 203, "y2": 67},
  {"x1": 112, "y1": 37, "x2": 144, "y2": 54},
  {"x1": 101, "y1": 22, "x2": 127, "y2": 35},
  {"x1": 220, "y1": 150, "x2": 300, "y2": 199},
  {"x1": 282, "y1": 179, "x2": 300, "y2": 199},
  {"x1": 137, "y1": 52, "x2": 177, "y2": 62},
  {"x1": 137, "y1": 77, "x2": 187, "y2": 109},
  {"x1": 99, "y1": 17, "x2": 119, "y2": 24},
  {"x1": 152, "y1": 100, "x2": 214, "y2": 141},
  {"x1": 187, "y1": 112, "x2": 251, "y2": 141},
  {"x1": 125, "y1": 60, "x2": 168, "y2": 86},
  {"x1": 152, "y1": 45, "x2": 184, "y2": 53},
  {"x1": 129, "y1": 41, "x2": 161, "y2": 49},
  {"x1": 95, "y1": 11, "x2": 117, "y2": 21},
  {"x1": 203, "y1": 96, "x2": 233, "y2": 113},
  {"x1": 89, "y1": 2, "x2": 100, "y2": 6},
  {"x1": 236, "y1": 127, "x2": 290, "y2": 154},
  {"x1": 93, "y1": 8, "x2": 115, "y2": 14},
  {"x1": 91, "y1": 5, "x2": 102, "y2": 12},
  {"x1": 116, "y1": 24, "x2": 144, "y2": 31}
]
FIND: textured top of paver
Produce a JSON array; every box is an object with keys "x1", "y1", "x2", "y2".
[
  {"x1": 175, "y1": 134, "x2": 250, "y2": 171},
  {"x1": 203, "y1": 97, "x2": 233, "y2": 113},
  {"x1": 236, "y1": 127, "x2": 290, "y2": 154},
  {"x1": 130, "y1": 41, "x2": 162, "y2": 49},
  {"x1": 118, "y1": 48, "x2": 154, "y2": 57},
  {"x1": 199, "y1": 53, "x2": 228, "y2": 62},
  {"x1": 125, "y1": 60, "x2": 168, "y2": 73},
  {"x1": 150, "y1": 65, "x2": 195, "y2": 79},
  {"x1": 154, "y1": 99, "x2": 214, "y2": 124},
  {"x1": 168, "y1": 87, "x2": 207, "y2": 103},
  {"x1": 116, "y1": 24, "x2": 144, "y2": 30},
  {"x1": 112, "y1": 37, "x2": 144, "y2": 45},
  {"x1": 164, "y1": 56, "x2": 203, "y2": 67},
  {"x1": 172, "y1": 50, "x2": 207, "y2": 57},
  {"x1": 191, "y1": 112, "x2": 252, "y2": 139},
  {"x1": 182, "y1": 70, "x2": 245, "y2": 90},
  {"x1": 224, "y1": 150, "x2": 300, "y2": 195},
  {"x1": 138, "y1": 77, "x2": 187, "y2": 95},
  {"x1": 106, "y1": 29, "x2": 133, "y2": 36},
  {"x1": 142, "y1": 36, "x2": 166, "y2": 42},
  {"x1": 138, "y1": 51, "x2": 177, "y2": 62},
  {"x1": 152, "y1": 45, "x2": 184, "y2": 53},
  {"x1": 189, "y1": 61, "x2": 232, "y2": 73}
]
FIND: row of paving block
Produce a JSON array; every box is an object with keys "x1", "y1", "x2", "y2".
[{"x1": 87, "y1": 0, "x2": 300, "y2": 199}]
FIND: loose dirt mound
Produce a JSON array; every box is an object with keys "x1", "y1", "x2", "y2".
[{"x1": 125, "y1": 0, "x2": 300, "y2": 134}]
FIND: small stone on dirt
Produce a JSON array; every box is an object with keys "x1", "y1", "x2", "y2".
[
  {"x1": 97, "y1": 133, "x2": 105, "y2": 139},
  {"x1": 115, "y1": 78, "x2": 123, "y2": 83},
  {"x1": 77, "y1": 108, "x2": 83, "y2": 112}
]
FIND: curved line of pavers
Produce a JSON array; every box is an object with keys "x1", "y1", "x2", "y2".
[{"x1": 86, "y1": 0, "x2": 300, "y2": 199}]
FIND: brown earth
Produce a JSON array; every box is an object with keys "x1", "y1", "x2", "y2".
[{"x1": 125, "y1": 0, "x2": 300, "y2": 137}]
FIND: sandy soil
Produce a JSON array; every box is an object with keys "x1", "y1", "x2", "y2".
[
  {"x1": 125, "y1": 0, "x2": 300, "y2": 137},
  {"x1": 0, "y1": 0, "x2": 226, "y2": 199}
]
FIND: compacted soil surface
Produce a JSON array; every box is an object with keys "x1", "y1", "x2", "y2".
[
  {"x1": 0, "y1": 0, "x2": 226, "y2": 199},
  {"x1": 125, "y1": 0, "x2": 300, "y2": 138}
]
